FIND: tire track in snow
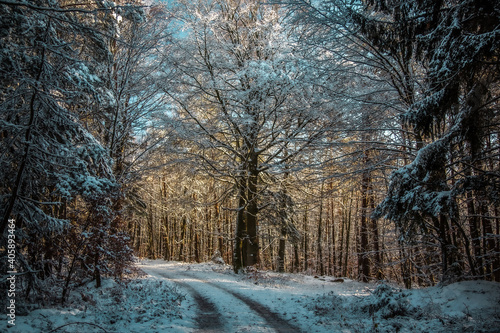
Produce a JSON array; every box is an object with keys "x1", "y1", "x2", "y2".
[
  {"x1": 181, "y1": 271, "x2": 302, "y2": 333},
  {"x1": 155, "y1": 271, "x2": 224, "y2": 332}
]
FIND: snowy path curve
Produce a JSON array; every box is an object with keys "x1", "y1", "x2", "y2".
[
  {"x1": 142, "y1": 261, "x2": 302, "y2": 333},
  {"x1": 156, "y1": 271, "x2": 223, "y2": 332},
  {"x1": 179, "y1": 271, "x2": 300, "y2": 333}
]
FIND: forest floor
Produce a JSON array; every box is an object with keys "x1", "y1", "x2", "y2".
[{"x1": 2, "y1": 259, "x2": 500, "y2": 333}]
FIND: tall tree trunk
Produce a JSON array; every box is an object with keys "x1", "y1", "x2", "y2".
[
  {"x1": 245, "y1": 154, "x2": 259, "y2": 267},
  {"x1": 189, "y1": 223, "x2": 194, "y2": 261},
  {"x1": 233, "y1": 178, "x2": 246, "y2": 273},
  {"x1": 369, "y1": 185, "x2": 382, "y2": 280},
  {"x1": 480, "y1": 202, "x2": 495, "y2": 279},
  {"x1": 358, "y1": 174, "x2": 370, "y2": 282},
  {"x1": 277, "y1": 167, "x2": 291, "y2": 273},
  {"x1": 277, "y1": 229, "x2": 286, "y2": 273},
  {"x1": 317, "y1": 182, "x2": 325, "y2": 276},
  {"x1": 171, "y1": 217, "x2": 177, "y2": 261},
  {"x1": 329, "y1": 194, "x2": 336, "y2": 276},
  {"x1": 467, "y1": 189, "x2": 483, "y2": 275},
  {"x1": 194, "y1": 232, "x2": 200, "y2": 263},
  {"x1": 163, "y1": 215, "x2": 170, "y2": 261},
  {"x1": 338, "y1": 199, "x2": 345, "y2": 276},
  {"x1": 343, "y1": 198, "x2": 353, "y2": 277},
  {"x1": 494, "y1": 207, "x2": 500, "y2": 281},
  {"x1": 293, "y1": 243, "x2": 300, "y2": 272},
  {"x1": 178, "y1": 216, "x2": 186, "y2": 261},
  {"x1": 434, "y1": 214, "x2": 459, "y2": 280},
  {"x1": 94, "y1": 254, "x2": 101, "y2": 288},
  {"x1": 400, "y1": 243, "x2": 412, "y2": 289},
  {"x1": 303, "y1": 208, "x2": 309, "y2": 272}
]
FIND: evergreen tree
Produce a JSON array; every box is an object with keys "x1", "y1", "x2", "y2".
[{"x1": 0, "y1": 0, "x2": 139, "y2": 304}]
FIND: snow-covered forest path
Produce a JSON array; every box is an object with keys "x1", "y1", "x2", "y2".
[
  {"x1": 138, "y1": 260, "x2": 500, "y2": 333},
  {"x1": 143, "y1": 261, "x2": 301, "y2": 332},
  {"x1": 3, "y1": 259, "x2": 499, "y2": 332}
]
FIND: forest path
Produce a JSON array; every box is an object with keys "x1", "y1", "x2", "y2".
[{"x1": 142, "y1": 262, "x2": 302, "y2": 333}]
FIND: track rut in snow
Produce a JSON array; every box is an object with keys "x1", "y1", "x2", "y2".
[
  {"x1": 156, "y1": 271, "x2": 224, "y2": 332},
  {"x1": 180, "y1": 271, "x2": 302, "y2": 333}
]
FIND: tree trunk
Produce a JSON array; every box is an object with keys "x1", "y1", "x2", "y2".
[
  {"x1": 481, "y1": 202, "x2": 495, "y2": 279},
  {"x1": 317, "y1": 182, "x2": 324, "y2": 276},
  {"x1": 194, "y1": 232, "x2": 200, "y2": 263},
  {"x1": 233, "y1": 178, "x2": 246, "y2": 273},
  {"x1": 245, "y1": 154, "x2": 259, "y2": 267},
  {"x1": 400, "y1": 243, "x2": 412, "y2": 289},
  {"x1": 358, "y1": 174, "x2": 370, "y2": 282},
  {"x1": 94, "y1": 254, "x2": 101, "y2": 288},
  {"x1": 338, "y1": 199, "x2": 345, "y2": 276},
  {"x1": 329, "y1": 194, "x2": 336, "y2": 276},
  {"x1": 467, "y1": 191, "x2": 482, "y2": 275},
  {"x1": 303, "y1": 208, "x2": 309, "y2": 272},
  {"x1": 369, "y1": 186, "x2": 382, "y2": 280},
  {"x1": 278, "y1": 232, "x2": 286, "y2": 273},
  {"x1": 178, "y1": 216, "x2": 186, "y2": 261},
  {"x1": 293, "y1": 243, "x2": 300, "y2": 272},
  {"x1": 343, "y1": 198, "x2": 353, "y2": 277},
  {"x1": 163, "y1": 215, "x2": 170, "y2": 261},
  {"x1": 494, "y1": 207, "x2": 500, "y2": 281}
]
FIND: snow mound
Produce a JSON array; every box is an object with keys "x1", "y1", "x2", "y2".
[
  {"x1": 311, "y1": 281, "x2": 500, "y2": 333},
  {"x1": 1, "y1": 277, "x2": 185, "y2": 333}
]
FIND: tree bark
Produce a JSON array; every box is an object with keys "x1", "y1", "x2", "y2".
[
  {"x1": 317, "y1": 182, "x2": 324, "y2": 276},
  {"x1": 358, "y1": 173, "x2": 371, "y2": 282},
  {"x1": 245, "y1": 159, "x2": 259, "y2": 267},
  {"x1": 233, "y1": 177, "x2": 247, "y2": 273}
]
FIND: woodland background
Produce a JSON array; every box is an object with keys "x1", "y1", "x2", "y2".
[{"x1": 0, "y1": 0, "x2": 499, "y2": 309}]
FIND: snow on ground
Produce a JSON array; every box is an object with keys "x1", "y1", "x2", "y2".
[
  {"x1": 1, "y1": 270, "x2": 186, "y2": 333},
  {"x1": 2, "y1": 259, "x2": 500, "y2": 332}
]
